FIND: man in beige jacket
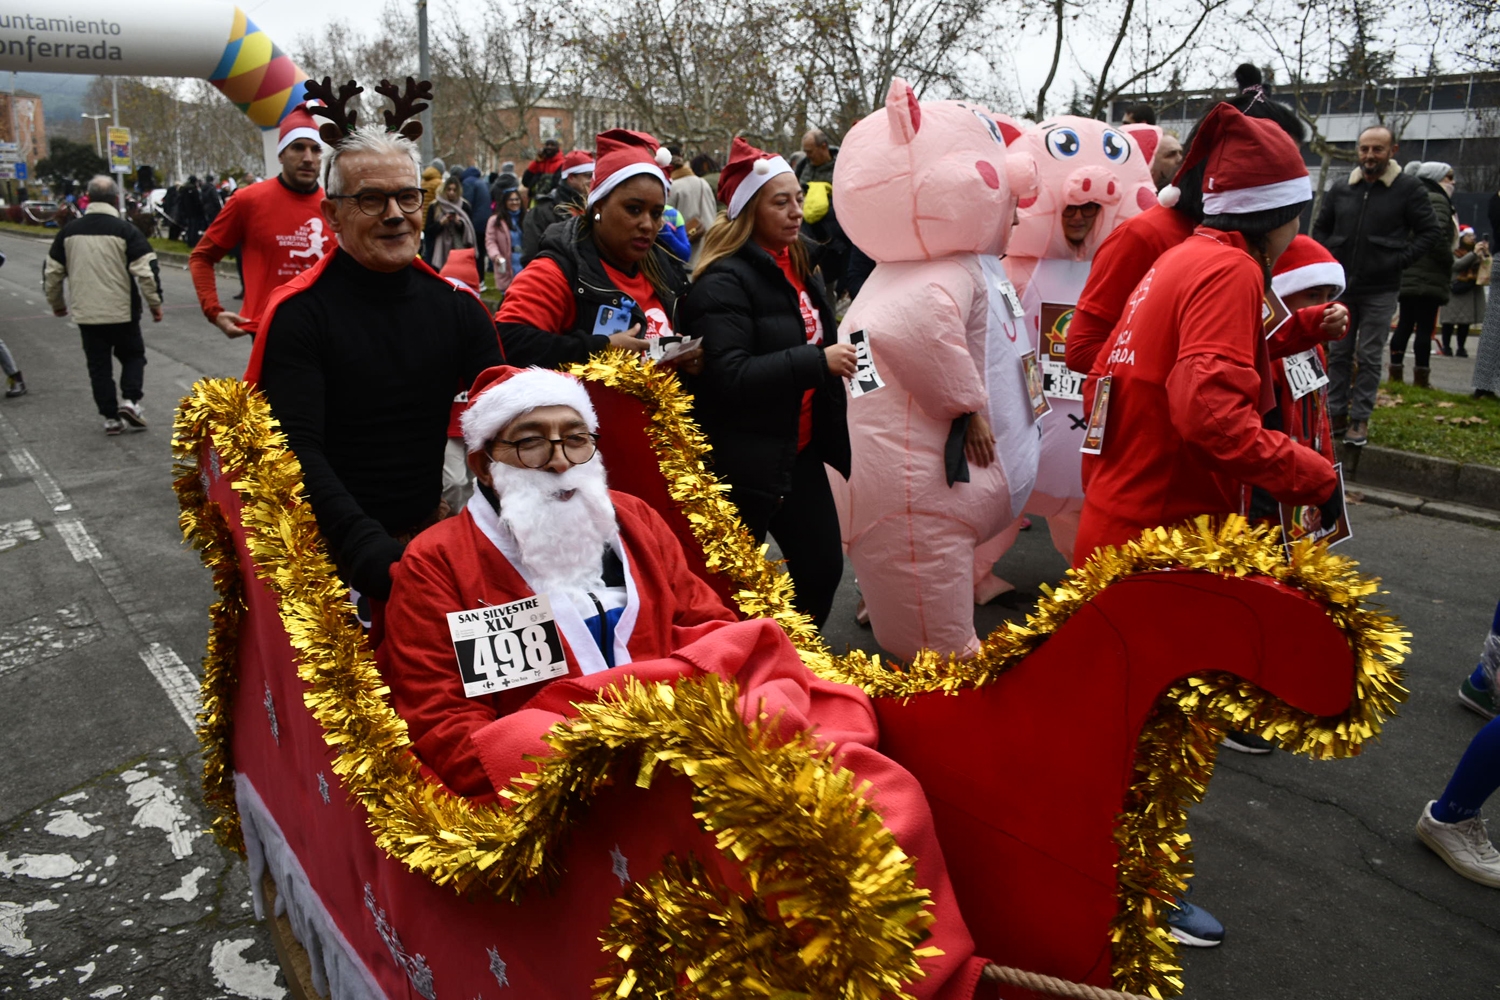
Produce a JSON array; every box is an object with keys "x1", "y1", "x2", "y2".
[{"x1": 44, "y1": 174, "x2": 163, "y2": 434}]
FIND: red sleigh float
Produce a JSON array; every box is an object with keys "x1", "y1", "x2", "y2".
[{"x1": 173, "y1": 354, "x2": 1406, "y2": 1000}]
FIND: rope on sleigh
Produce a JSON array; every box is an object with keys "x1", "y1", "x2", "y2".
[{"x1": 982, "y1": 963, "x2": 1155, "y2": 1000}]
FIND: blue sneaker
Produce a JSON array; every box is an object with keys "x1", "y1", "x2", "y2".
[{"x1": 1166, "y1": 897, "x2": 1224, "y2": 948}]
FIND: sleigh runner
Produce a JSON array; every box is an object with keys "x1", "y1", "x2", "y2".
[{"x1": 173, "y1": 352, "x2": 1406, "y2": 1000}]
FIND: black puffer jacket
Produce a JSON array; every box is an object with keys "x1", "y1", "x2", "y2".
[
  {"x1": 1311, "y1": 162, "x2": 1441, "y2": 296},
  {"x1": 519, "y1": 182, "x2": 584, "y2": 266},
  {"x1": 1398, "y1": 179, "x2": 1456, "y2": 303},
  {"x1": 495, "y1": 216, "x2": 690, "y2": 369},
  {"x1": 682, "y1": 240, "x2": 850, "y2": 503}
]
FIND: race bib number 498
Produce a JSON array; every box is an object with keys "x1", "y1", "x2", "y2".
[{"x1": 447, "y1": 595, "x2": 568, "y2": 697}]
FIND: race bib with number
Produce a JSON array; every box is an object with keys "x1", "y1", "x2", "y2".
[
  {"x1": 1282, "y1": 349, "x2": 1329, "y2": 400},
  {"x1": 997, "y1": 279, "x2": 1024, "y2": 318},
  {"x1": 1041, "y1": 360, "x2": 1085, "y2": 401},
  {"x1": 447, "y1": 595, "x2": 568, "y2": 698},
  {"x1": 847, "y1": 329, "x2": 886, "y2": 398}
]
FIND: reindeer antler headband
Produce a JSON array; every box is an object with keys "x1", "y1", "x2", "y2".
[{"x1": 302, "y1": 76, "x2": 432, "y2": 146}]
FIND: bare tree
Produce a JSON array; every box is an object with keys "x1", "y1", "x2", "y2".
[
  {"x1": 291, "y1": 2, "x2": 418, "y2": 140},
  {"x1": 88, "y1": 77, "x2": 262, "y2": 182},
  {"x1": 431, "y1": 0, "x2": 567, "y2": 166}
]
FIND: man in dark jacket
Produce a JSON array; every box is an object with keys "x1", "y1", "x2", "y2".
[
  {"x1": 1312, "y1": 125, "x2": 1441, "y2": 445},
  {"x1": 519, "y1": 151, "x2": 591, "y2": 266},
  {"x1": 461, "y1": 166, "x2": 492, "y2": 272}
]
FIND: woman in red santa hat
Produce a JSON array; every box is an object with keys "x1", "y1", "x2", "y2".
[
  {"x1": 494, "y1": 129, "x2": 703, "y2": 373},
  {"x1": 1073, "y1": 103, "x2": 1342, "y2": 565},
  {"x1": 681, "y1": 138, "x2": 858, "y2": 629}
]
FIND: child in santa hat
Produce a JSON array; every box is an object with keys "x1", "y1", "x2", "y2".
[{"x1": 1269, "y1": 235, "x2": 1347, "y2": 464}]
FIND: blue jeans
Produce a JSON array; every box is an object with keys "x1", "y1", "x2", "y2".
[{"x1": 1326, "y1": 288, "x2": 1398, "y2": 423}]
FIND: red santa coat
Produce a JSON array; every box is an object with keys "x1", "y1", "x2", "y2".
[
  {"x1": 1073, "y1": 229, "x2": 1336, "y2": 563},
  {"x1": 379, "y1": 489, "x2": 988, "y2": 999}
]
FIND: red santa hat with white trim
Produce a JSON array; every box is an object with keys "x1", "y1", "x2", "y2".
[
  {"x1": 277, "y1": 104, "x2": 322, "y2": 155},
  {"x1": 1158, "y1": 102, "x2": 1310, "y2": 214},
  {"x1": 558, "y1": 149, "x2": 595, "y2": 179},
  {"x1": 1271, "y1": 234, "x2": 1346, "y2": 300},
  {"x1": 586, "y1": 129, "x2": 671, "y2": 209},
  {"x1": 717, "y1": 136, "x2": 795, "y2": 219},
  {"x1": 460, "y1": 365, "x2": 599, "y2": 454}
]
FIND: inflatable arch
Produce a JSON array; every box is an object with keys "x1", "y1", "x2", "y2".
[{"x1": 0, "y1": 0, "x2": 309, "y2": 175}]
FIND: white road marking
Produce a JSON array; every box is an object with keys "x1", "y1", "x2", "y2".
[
  {"x1": 0, "y1": 518, "x2": 42, "y2": 552},
  {"x1": 138, "y1": 644, "x2": 200, "y2": 733},
  {"x1": 121, "y1": 770, "x2": 196, "y2": 859},
  {"x1": 0, "y1": 852, "x2": 83, "y2": 879},
  {"x1": 159, "y1": 865, "x2": 209, "y2": 902},
  {"x1": 55, "y1": 519, "x2": 102, "y2": 562},
  {"x1": 43, "y1": 810, "x2": 103, "y2": 839},
  {"x1": 0, "y1": 411, "x2": 199, "y2": 734},
  {"x1": 210, "y1": 939, "x2": 287, "y2": 1000}
]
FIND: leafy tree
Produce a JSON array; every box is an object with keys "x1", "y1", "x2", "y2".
[{"x1": 34, "y1": 137, "x2": 107, "y2": 193}]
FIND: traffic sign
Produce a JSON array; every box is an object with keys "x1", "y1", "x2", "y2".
[
  {"x1": 15, "y1": 162, "x2": 27, "y2": 180},
  {"x1": 0, "y1": 141, "x2": 17, "y2": 152},
  {"x1": 0, "y1": 164, "x2": 16, "y2": 180},
  {"x1": 0, "y1": 150, "x2": 18, "y2": 163}
]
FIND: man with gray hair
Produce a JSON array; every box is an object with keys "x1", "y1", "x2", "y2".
[
  {"x1": 244, "y1": 85, "x2": 505, "y2": 607},
  {"x1": 44, "y1": 173, "x2": 163, "y2": 435}
]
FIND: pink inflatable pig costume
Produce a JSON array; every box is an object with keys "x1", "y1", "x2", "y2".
[
  {"x1": 834, "y1": 77, "x2": 1040, "y2": 661},
  {"x1": 974, "y1": 117, "x2": 1157, "y2": 573}
]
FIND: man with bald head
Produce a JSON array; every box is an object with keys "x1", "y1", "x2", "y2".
[{"x1": 1312, "y1": 124, "x2": 1440, "y2": 445}]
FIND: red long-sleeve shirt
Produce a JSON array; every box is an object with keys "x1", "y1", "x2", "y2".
[
  {"x1": 1073, "y1": 229, "x2": 1337, "y2": 562},
  {"x1": 188, "y1": 176, "x2": 327, "y2": 331}
]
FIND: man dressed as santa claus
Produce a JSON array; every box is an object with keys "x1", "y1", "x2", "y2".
[{"x1": 378, "y1": 364, "x2": 991, "y2": 1000}]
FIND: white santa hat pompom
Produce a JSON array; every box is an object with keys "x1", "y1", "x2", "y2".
[
  {"x1": 1157, "y1": 184, "x2": 1181, "y2": 208},
  {"x1": 655, "y1": 146, "x2": 672, "y2": 168},
  {"x1": 461, "y1": 365, "x2": 599, "y2": 454},
  {"x1": 753, "y1": 159, "x2": 772, "y2": 175}
]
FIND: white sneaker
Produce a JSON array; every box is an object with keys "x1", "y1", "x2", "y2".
[
  {"x1": 117, "y1": 399, "x2": 147, "y2": 429},
  {"x1": 103, "y1": 417, "x2": 123, "y2": 435},
  {"x1": 1417, "y1": 801, "x2": 1500, "y2": 888}
]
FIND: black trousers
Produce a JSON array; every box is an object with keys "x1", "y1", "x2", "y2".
[
  {"x1": 79, "y1": 321, "x2": 146, "y2": 417},
  {"x1": 1441, "y1": 322, "x2": 1471, "y2": 352},
  {"x1": 1389, "y1": 295, "x2": 1441, "y2": 367},
  {"x1": 729, "y1": 446, "x2": 844, "y2": 629}
]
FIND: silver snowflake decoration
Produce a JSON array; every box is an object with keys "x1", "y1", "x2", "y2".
[
  {"x1": 365, "y1": 883, "x2": 436, "y2": 999},
  {"x1": 316, "y1": 771, "x2": 330, "y2": 804},
  {"x1": 610, "y1": 845, "x2": 630, "y2": 886},
  {"x1": 488, "y1": 945, "x2": 509, "y2": 988},
  {"x1": 263, "y1": 681, "x2": 279, "y2": 744}
]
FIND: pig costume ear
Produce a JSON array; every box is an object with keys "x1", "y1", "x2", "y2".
[
  {"x1": 1121, "y1": 123, "x2": 1162, "y2": 164},
  {"x1": 886, "y1": 77, "x2": 921, "y2": 143},
  {"x1": 994, "y1": 113, "x2": 1039, "y2": 202}
]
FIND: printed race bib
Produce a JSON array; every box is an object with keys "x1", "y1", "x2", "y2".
[
  {"x1": 1041, "y1": 360, "x2": 1085, "y2": 401},
  {"x1": 997, "y1": 279, "x2": 1024, "y2": 319},
  {"x1": 1021, "y1": 351, "x2": 1051, "y2": 419},
  {"x1": 1079, "y1": 375, "x2": 1112, "y2": 455},
  {"x1": 447, "y1": 595, "x2": 567, "y2": 697},
  {"x1": 847, "y1": 329, "x2": 886, "y2": 398},
  {"x1": 1283, "y1": 349, "x2": 1329, "y2": 400}
]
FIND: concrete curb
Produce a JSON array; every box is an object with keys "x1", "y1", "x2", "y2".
[
  {"x1": 1349, "y1": 484, "x2": 1500, "y2": 529},
  {"x1": 1340, "y1": 442, "x2": 1500, "y2": 513}
]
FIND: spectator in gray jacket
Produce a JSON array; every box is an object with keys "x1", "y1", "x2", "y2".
[
  {"x1": 1312, "y1": 125, "x2": 1441, "y2": 446},
  {"x1": 43, "y1": 175, "x2": 163, "y2": 435}
]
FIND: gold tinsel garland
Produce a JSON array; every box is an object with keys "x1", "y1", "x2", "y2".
[
  {"x1": 172, "y1": 377, "x2": 936, "y2": 1000},
  {"x1": 176, "y1": 361, "x2": 1409, "y2": 1000},
  {"x1": 549, "y1": 360, "x2": 1410, "y2": 998}
]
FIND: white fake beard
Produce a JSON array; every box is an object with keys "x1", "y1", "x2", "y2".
[{"x1": 489, "y1": 456, "x2": 617, "y2": 605}]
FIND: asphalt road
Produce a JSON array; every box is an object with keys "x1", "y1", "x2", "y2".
[{"x1": 0, "y1": 227, "x2": 1496, "y2": 999}]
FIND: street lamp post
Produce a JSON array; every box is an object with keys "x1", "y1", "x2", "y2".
[
  {"x1": 417, "y1": 0, "x2": 433, "y2": 164},
  {"x1": 82, "y1": 112, "x2": 108, "y2": 157}
]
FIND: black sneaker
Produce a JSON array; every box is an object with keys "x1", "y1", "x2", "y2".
[
  {"x1": 1221, "y1": 729, "x2": 1275, "y2": 754},
  {"x1": 4, "y1": 373, "x2": 23, "y2": 398}
]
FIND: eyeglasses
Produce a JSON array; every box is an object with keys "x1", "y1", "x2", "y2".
[
  {"x1": 1062, "y1": 203, "x2": 1101, "y2": 218},
  {"x1": 330, "y1": 187, "x2": 425, "y2": 216},
  {"x1": 493, "y1": 432, "x2": 599, "y2": 469}
]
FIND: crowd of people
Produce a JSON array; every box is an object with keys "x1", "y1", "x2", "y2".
[{"x1": 22, "y1": 60, "x2": 1499, "y2": 991}]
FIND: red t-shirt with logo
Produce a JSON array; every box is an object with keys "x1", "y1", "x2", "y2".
[
  {"x1": 772, "y1": 248, "x2": 825, "y2": 451},
  {"x1": 192, "y1": 177, "x2": 328, "y2": 330}
]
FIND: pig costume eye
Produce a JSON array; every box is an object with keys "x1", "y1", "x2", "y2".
[
  {"x1": 1101, "y1": 129, "x2": 1131, "y2": 162},
  {"x1": 970, "y1": 109, "x2": 1005, "y2": 145},
  {"x1": 1045, "y1": 128, "x2": 1081, "y2": 158}
]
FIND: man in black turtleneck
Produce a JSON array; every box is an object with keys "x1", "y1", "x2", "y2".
[{"x1": 252, "y1": 128, "x2": 503, "y2": 602}]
